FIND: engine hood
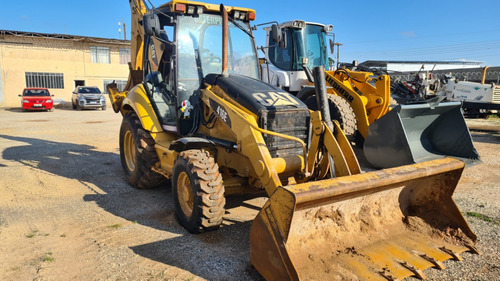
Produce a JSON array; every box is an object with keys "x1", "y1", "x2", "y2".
[{"x1": 204, "y1": 74, "x2": 308, "y2": 115}]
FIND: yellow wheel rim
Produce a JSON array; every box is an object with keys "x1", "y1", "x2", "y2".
[
  {"x1": 123, "y1": 131, "x2": 136, "y2": 172},
  {"x1": 177, "y1": 171, "x2": 194, "y2": 217}
]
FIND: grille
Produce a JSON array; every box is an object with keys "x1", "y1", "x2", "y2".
[
  {"x1": 493, "y1": 88, "x2": 500, "y2": 103},
  {"x1": 259, "y1": 109, "x2": 309, "y2": 158}
]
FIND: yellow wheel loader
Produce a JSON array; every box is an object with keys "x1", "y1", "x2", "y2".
[
  {"x1": 108, "y1": 1, "x2": 480, "y2": 279},
  {"x1": 260, "y1": 20, "x2": 480, "y2": 168}
]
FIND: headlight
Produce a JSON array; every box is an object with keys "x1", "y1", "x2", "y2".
[
  {"x1": 46, "y1": 100, "x2": 53, "y2": 103},
  {"x1": 292, "y1": 20, "x2": 306, "y2": 29},
  {"x1": 324, "y1": 24, "x2": 333, "y2": 32},
  {"x1": 23, "y1": 100, "x2": 29, "y2": 103}
]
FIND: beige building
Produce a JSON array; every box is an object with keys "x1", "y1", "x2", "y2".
[{"x1": 0, "y1": 30, "x2": 131, "y2": 108}]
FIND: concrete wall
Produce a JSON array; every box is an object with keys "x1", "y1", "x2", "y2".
[{"x1": 0, "y1": 34, "x2": 129, "y2": 107}]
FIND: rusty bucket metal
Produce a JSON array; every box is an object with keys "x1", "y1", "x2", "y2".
[{"x1": 250, "y1": 158, "x2": 478, "y2": 280}]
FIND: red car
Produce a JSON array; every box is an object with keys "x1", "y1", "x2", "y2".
[{"x1": 19, "y1": 88, "x2": 54, "y2": 111}]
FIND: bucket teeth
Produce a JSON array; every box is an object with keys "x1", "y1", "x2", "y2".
[
  {"x1": 412, "y1": 251, "x2": 446, "y2": 270},
  {"x1": 439, "y1": 246, "x2": 463, "y2": 261},
  {"x1": 379, "y1": 268, "x2": 400, "y2": 281},
  {"x1": 396, "y1": 260, "x2": 426, "y2": 279},
  {"x1": 466, "y1": 244, "x2": 482, "y2": 255}
]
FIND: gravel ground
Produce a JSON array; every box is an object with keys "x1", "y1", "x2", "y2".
[{"x1": 0, "y1": 107, "x2": 498, "y2": 281}]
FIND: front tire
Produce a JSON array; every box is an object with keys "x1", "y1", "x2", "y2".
[
  {"x1": 119, "y1": 112, "x2": 165, "y2": 189},
  {"x1": 172, "y1": 149, "x2": 225, "y2": 234}
]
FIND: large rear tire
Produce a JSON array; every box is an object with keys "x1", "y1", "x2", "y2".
[
  {"x1": 304, "y1": 94, "x2": 357, "y2": 138},
  {"x1": 172, "y1": 149, "x2": 225, "y2": 234},
  {"x1": 119, "y1": 112, "x2": 165, "y2": 189}
]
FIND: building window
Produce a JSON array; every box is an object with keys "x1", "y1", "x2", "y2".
[
  {"x1": 25, "y1": 72, "x2": 64, "y2": 89},
  {"x1": 119, "y1": 48, "x2": 131, "y2": 65},
  {"x1": 103, "y1": 80, "x2": 127, "y2": 94},
  {"x1": 91, "y1": 46, "x2": 110, "y2": 64}
]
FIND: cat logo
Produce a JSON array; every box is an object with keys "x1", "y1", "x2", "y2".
[{"x1": 252, "y1": 92, "x2": 300, "y2": 107}]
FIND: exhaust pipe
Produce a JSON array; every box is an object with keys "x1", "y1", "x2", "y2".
[
  {"x1": 220, "y1": 4, "x2": 229, "y2": 77},
  {"x1": 481, "y1": 66, "x2": 489, "y2": 85},
  {"x1": 313, "y1": 66, "x2": 334, "y2": 132}
]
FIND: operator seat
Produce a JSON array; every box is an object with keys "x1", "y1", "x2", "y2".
[{"x1": 145, "y1": 71, "x2": 176, "y2": 127}]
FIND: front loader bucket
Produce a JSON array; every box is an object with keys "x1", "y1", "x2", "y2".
[
  {"x1": 363, "y1": 101, "x2": 479, "y2": 169},
  {"x1": 250, "y1": 158, "x2": 478, "y2": 281}
]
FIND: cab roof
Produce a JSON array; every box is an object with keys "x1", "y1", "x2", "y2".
[{"x1": 158, "y1": 0, "x2": 256, "y2": 21}]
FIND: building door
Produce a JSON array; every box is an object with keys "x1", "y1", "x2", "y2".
[{"x1": 74, "y1": 80, "x2": 85, "y2": 87}]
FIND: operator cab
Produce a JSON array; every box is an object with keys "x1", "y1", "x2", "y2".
[
  {"x1": 261, "y1": 21, "x2": 333, "y2": 92},
  {"x1": 141, "y1": 1, "x2": 259, "y2": 135}
]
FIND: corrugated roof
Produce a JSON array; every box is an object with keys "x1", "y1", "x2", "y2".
[{"x1": 0, "y1": 29, "x2": 130, "y2": 45}]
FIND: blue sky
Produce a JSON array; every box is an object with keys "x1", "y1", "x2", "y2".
[{"x1": 1, "y1": 0, "x2": 499, "y2": 65}]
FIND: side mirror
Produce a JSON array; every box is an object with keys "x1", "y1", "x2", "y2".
[
  {"x1": 18, "y1": 94, "x2": 21, "y2": 97},
  {"x1": 329, "y1": 39, "x2": 334, "y2": 55},
  {"x1": 271, "y1": 24, "x2": 281, "y2": 43},
  {"x1": 143, "y1": 13, "x2": 161, "y2": 37},
  {"x1": 271, "y1": 24, "x2": 287, "y2": 49}
]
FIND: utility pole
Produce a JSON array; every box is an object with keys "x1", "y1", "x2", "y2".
[{"x1": 123, "y1": 23, "x2": 127, "y2": 41}]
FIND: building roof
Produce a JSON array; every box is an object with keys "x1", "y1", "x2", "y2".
[{"x1": 0, "y1": 29, "x2": 130, "y2": 46}]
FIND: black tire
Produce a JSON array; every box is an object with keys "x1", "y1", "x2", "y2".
[
  {"x1": 172, "y1": 149, "x2": 225, "y2": 234},
  {"x1": 119, "y1": 112, "x2": 165, "y2": 189},
  {"x1": 102, "y1": 106, "x2": 107, "y2": 111},
  {"x1": 303, "y1": 94, "x2": 357, "y2": 138}
]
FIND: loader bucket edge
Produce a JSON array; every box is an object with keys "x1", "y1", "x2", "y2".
[{"x1": 250, "y1": 157, "x2": 478, "y2": 280}]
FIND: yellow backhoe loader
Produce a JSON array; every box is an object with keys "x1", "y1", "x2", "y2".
[
  {"x1": 260, "y1": 20, "x2": 480, "y2": 168},
  {"x1": 108, "y1": 1, "x2": 480, "y2": 279}
]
